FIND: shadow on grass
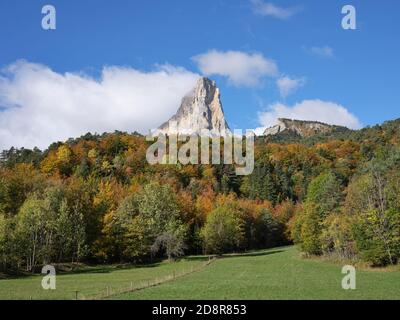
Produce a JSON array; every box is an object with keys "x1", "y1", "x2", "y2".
[
  {"x1": 184, "y1": 256, "x2": 211, "y2": 262},
  {"x1": 185, "y1": 248, "x2": 286, "y2": 262},
  {"x1": 57, "y1": 261, "x2": 168, "y2": 275},
  {"x1": 56, "y1": 254, "x2": 211, "y2": 275},
  {"x1": 0, "y1": 270, "x2": 32, "y2": 280},
  {"x1": 221, "y1": 249, "x2": 285, "y2": 259}
]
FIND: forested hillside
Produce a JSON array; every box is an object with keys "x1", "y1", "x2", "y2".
[{"x1": 1, "y1": 118, "x2": 400, "y2": 272}]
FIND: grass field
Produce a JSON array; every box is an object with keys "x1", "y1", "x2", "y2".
[
  {"x1": 114, "y1": 246, "x2": 400, "y2": 300},
  {"x1": 0, "y1": 258, "x2": 206, "y2": 300},
  {"x1": 1, "y1": 246, "x2": 399, "y2": 300}
]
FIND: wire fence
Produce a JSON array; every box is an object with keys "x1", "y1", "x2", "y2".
[{"x1": 77, "y1": 256, "x2": 216, "y2": 300}]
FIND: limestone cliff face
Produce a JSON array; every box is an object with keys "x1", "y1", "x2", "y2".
[
  {"x1": 263, "y1": 118, "x2": 346, "y2": 137},
  {"x1": 158, "y1": 77, "x2": 230, "y2": 135}
]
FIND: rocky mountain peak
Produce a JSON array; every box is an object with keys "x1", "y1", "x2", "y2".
[
  {"x1": 158, "y1": 77, "x2": 230, "y2": 135},
  {"x1": 263, "y1": 118, "x2": 347, "y2": 137}
]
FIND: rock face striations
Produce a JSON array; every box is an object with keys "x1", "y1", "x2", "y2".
[
  {"x1": 158, "y1": 77, "x2": 230, "y2": 135},
  {"x1": 263, "y1": 118, "x2": 347, "y2": 137}
]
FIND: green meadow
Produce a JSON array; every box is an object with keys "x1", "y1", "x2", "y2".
[
  {"x1": 115, "y1": 246, "x2": 400, "y2": 300},
  {"x1": 0, "y1": 258, "x2": 205, "y2": 300},
  {"x1": 1, "y1": 246, "x2": 399, "y2": 300}
]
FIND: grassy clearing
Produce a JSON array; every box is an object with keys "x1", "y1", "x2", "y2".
[
  {"x1": 1, "y1": 246, "x2": 399, "y2": 300},
  {"x1": 0, "y1": 258, "x2": 207, "y2": 300},
  {"x1": 114, "y1": 246, "x2": 400, "y2": 300}
]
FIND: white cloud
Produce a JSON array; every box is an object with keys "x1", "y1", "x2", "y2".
[
  {"x1": 276, "y1": 75, "x2": 306, "y2": 98},
  {"x1": 192, "y1": 50, "x2": 278, "y2": 87},
  {"x1": 257, "y1": 99, "x2": 362, "y2": 130},
  {"x1": 250, "y1": 0, "x2": 301, "y2": 19},
  {"x1": 252, "y1": 126, "x2": 269, "y2": 136},
  {"x1": 0, "y1": 60, "x2": 199, "y2": 150},
  {"x1": 305, "y1": 46, "x2": 334, "y2": 58}
]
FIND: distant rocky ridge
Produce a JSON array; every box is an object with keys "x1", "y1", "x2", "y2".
[
  {"x1": 263, "y1": 118, "x2": 348, "y2": 137},
  {"x1": 157, "y1": 77, "x2": 347, "y2": 138},
  {"x1": 157, "y1": 77, "x2": 230, "y2": 135}
]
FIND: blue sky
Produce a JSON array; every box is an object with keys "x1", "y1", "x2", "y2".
[{"x1": 0, "y1": 0, "x2": 399, "y2": 149}]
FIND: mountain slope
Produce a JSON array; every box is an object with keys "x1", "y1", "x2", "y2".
[
  {"x1": 157, "y1": 77, "x2": 230, "y2": 135},
  {"x1": 263, "y1": 118, "x2": 349, "y2": 137}
]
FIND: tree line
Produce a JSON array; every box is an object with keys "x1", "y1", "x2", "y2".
[{"x1": 1, "y1": 119, "x2": 400, "y2": 272}]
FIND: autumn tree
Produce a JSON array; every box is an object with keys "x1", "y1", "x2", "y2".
[
  {"x1": 14, "y1": 196, "x2": 50, "y2": 271},
  {"x1": 201, "y1": 204, "x2": 245, "y2": 255},
  {"x1": 348, "y1": 160, "x2": 400, "y2": 265},
  {"x1": 107, "y1": 182, "x2": 187, "y2": 261},
  {"x1": 295, "y1": 171, "x2": 343, "y2": 255},
  {"x1": 55, "y1": 199, "x2": 87, "y2": 263}
]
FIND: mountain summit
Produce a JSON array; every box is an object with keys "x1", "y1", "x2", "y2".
[
  {"x1": 158, "y1": 77, "x2": 230, "y2": 135},
  {"x1": 263, "y1": 118, "x2": 348, "y2": 137}
]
